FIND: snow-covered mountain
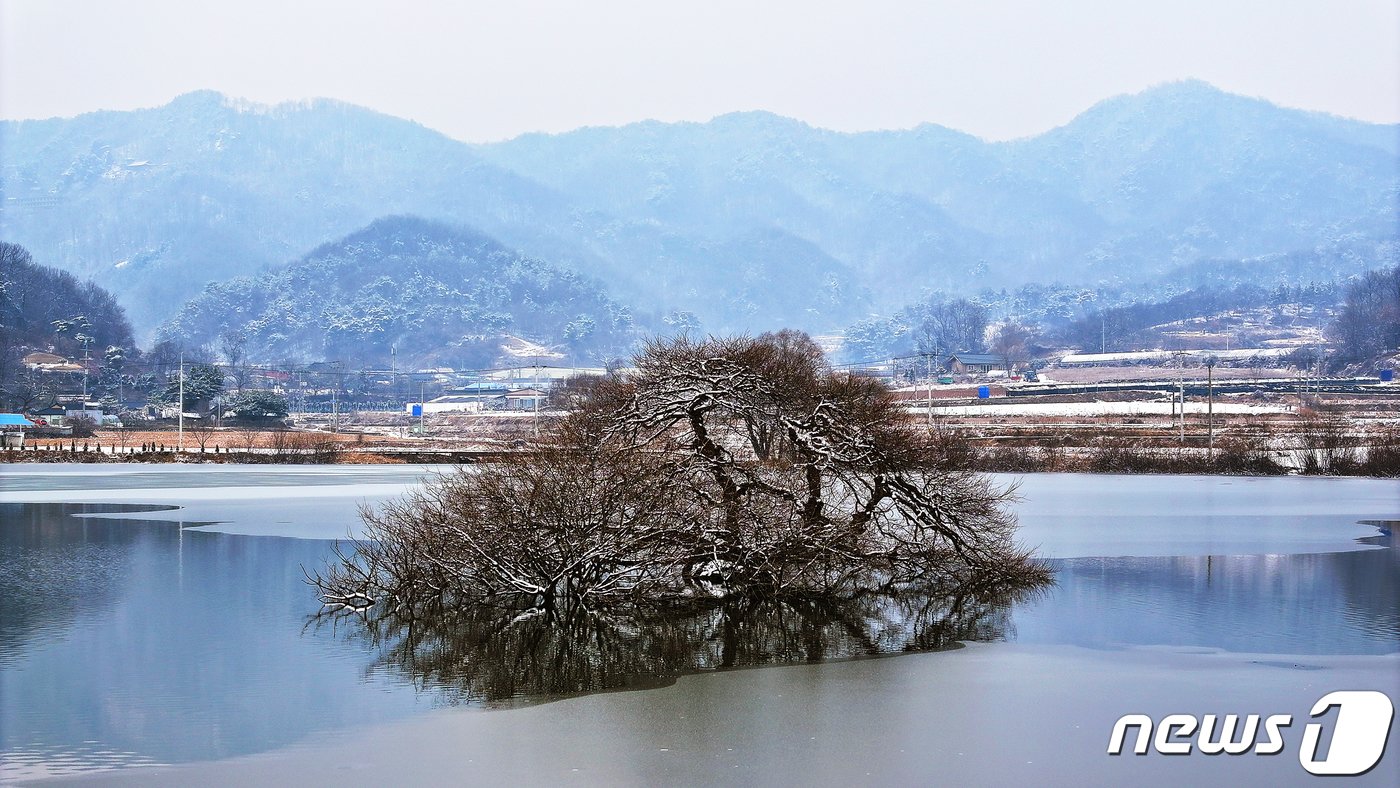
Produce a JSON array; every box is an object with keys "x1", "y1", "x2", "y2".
[{"x1": 2, "y1": 81, "x2": 1395, "y2": 339}]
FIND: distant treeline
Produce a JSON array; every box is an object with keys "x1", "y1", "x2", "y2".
[
  {"x1": 1330, "y1": 265, "x2": 1400, "y2": 363},
  {"x1": 839, "y1": 276, "x2": 1357, "y2": 364},
  {"x1": 1063, "y1": 282, "x2": 1341, "y2": 353}
]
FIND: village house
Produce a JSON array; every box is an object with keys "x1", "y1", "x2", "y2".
[
  {"x1": 503, "y1": 388, "x2": 549, "y2": 411},
  {"x1": 945, "y1": 353, "x2": 1002, "y2": 375}
]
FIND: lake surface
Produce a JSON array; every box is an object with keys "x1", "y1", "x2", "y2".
[{"x1": 0, "y1": 465, "x2": 1395, "y2": 784}]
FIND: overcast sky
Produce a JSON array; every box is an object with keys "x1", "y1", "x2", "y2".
[{"x1": 2, "y1": 0, "x2": 1397, "y2": 142}]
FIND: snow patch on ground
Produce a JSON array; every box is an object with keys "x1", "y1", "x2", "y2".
[
  {"x1": 917, "y1": 401, "x2": 1287, "y2": 417},
  {"x1": 1060, "y1": 348, "x2": 1291, "y2": 364}
]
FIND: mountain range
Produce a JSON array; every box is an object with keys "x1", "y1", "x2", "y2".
[{"x1": 2, "y1": 80, "x2": 1396, "y2": 342}]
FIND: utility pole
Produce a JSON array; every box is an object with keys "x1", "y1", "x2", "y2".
[
  {"x1": 1207, "y1": 361, "x2": 1215, "y2": 455},
  {"x1": 1173, "y1": 351, "x2": 1186, "y2": 443},
  {"x1": 419, "y1": 380, "x2": 425, "y2": 436},
  {"x1": 1178, "y1": 379, "x2": 1185, "y2": 443},
  {"x1": 925, "y1": 353, "x2": 933, "y2": 426},
  {"x1": 177, "y1": 351, "x2": 184, "y2": 453},
  {"x1": 81, "y1": 338, "x2": 91, "y2": 401},
  {"x1": 330, "y1": 363, "x2": 340, "y2": 433}
]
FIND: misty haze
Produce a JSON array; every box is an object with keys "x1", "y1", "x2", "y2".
[{"x1": 1, "y1": 2, "x2": 1397, "y2": 786}]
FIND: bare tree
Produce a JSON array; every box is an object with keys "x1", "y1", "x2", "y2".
[
  {"x1": 912, "y1": 298, "x2": 989, "y2": 356},
  {"x1": 188, "y1": 419, "x2": 218, "y2": 453},
  {"x1": 316, "y1": 333, "x2": 1047, "y2": 617},
  {"x1": 1330, "y1": 266, "x2": 1400, "y2": 362},
  {"x1": 0, "y1": 369, "x2": 57, "y2": 413},
  {"x1": 111, "y1": 422, "x2": 132, "y2": 453},
  {"x1": 220, "y1": 329, "x2": 251, "y2": 392},
  {"x1": 234, "y1": 427, "x2": 262, "y2": 454},
  {"x1": 608, "y1": 334, "x2": 1036, "y2": 583},
  {"x1": 990, "y1": 321, "x2": 1032, "y2": 374}
]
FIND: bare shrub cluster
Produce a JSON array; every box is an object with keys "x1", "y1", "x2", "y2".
[
  {"x1": 219, "y1": 429, "x2": 346, "y2": 462},
  {"x1": 315, "y1": 332, "x2": 1047, "y2": 615},
  {"x1": 1358, "y1": 424, "x2": 1400, "y2": 477},
  {"x1": 933, "y1": 427, "x2": 1290, "y2": 476},
  {"x1": 262, "y1": 430, "x2": 346, "y2": 463},
  {"x1": 67, "y1": 414, "x2": 99, "y2": 438},
  {"x1": 1289, "y1": 412, "x2": 1361, "y2": 475},
  {"x1": 1210, "y1": 434, "x2": 1287, "y2": 475}
]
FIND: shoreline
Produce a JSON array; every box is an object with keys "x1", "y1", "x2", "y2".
[{"x1": 4, "y1": 447, "x2": 1397, "y2": 478}]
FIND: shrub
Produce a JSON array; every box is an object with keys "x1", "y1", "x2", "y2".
[
  {"x1": 1290, "y1": 413, "x2": 1360, "y2": 475},
  {"x1": 1359, "y1": 426, "x2": 1400, "y2": 477},
  {"x1": 68, "y1": 414, "x2": 98, "y2": 438}
]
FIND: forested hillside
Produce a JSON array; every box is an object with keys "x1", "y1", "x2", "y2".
[
  {"x1": 3, "y1": 81, "x2": 1394, "y2": 340},
  {"x1": 0, "y1": 242, "x2": 136, "y2": 359},
  {"x1": 158, "y1": 217, "x2": 641, "y2": 367}
]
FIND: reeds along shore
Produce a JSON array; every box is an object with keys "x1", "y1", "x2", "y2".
[
  {"x1": 1, "y1": 431, "x2": 350, "y2": 464},
  {"x1": 928, "y1": 419, "x2": 1400, "y2": 477},
  {"x1": 4, "y1": 416, "x2": 1397, "y2": 478}
]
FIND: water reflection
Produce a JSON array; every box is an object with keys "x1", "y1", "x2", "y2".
[
  {"x1": 0, "y1": 498, "x2": 1395, "y2": 779},
  {"x1": 313, "y1": 577, "x2": 1044, "y2": 706},
  {"x1": 0, "y1": 503, "x2": 177, "y2": 668},
  {"x1": 0, "y1": 503, "x2": 425, "y2": 781},
  {"x1": 1012, "y1": 531, "x2": 1398, "y2": 655}
]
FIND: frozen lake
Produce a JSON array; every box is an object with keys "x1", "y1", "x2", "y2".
[{"x1": 0, "y1": 464, "x2": 1395, "y2": 784}]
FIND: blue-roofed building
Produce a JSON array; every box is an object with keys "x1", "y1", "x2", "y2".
[{"x1": 0, "y1": 413, "x2": 36, "y2": 448}]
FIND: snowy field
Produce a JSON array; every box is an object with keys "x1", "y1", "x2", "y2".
[
  {"x1": 1059, "y1": 348, "x2": 1292, "y2": 364},
  {"x1": 915, "y1": 400, "x2": 1289, "y2": 417}
]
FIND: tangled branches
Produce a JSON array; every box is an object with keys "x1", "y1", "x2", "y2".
[{"x1": 313, "y1": 332, "x2": 1048, "y2": 616}]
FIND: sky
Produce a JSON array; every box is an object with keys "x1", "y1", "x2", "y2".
[{"x1": 1, "y1": 0, "x2": 1397, "y2": 142}]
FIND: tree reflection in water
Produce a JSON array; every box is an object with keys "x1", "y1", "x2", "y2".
[{"x1": 311, "y1": 573, "x2": 1048, "y2": 706}]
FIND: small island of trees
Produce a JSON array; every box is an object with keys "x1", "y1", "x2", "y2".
[{"x1": 315, "y1": 331, "x2": 1049, "y2": 621}]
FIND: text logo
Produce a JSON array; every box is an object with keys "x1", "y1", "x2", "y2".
[{"x1": 1107, "y1": 690, "x2": 1394, "y2": 776}]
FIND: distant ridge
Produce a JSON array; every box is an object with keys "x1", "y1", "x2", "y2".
[{"x1": 2, "y1": 81, "x2": 1395, "y2": 339}]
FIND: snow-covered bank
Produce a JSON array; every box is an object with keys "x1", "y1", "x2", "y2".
[
  {"x1": 1, "y1": 467, "x2": 1390, "y2": 554},
  {"x1": 0, "y1": 464, "x2": 446, "y2": 540}
]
